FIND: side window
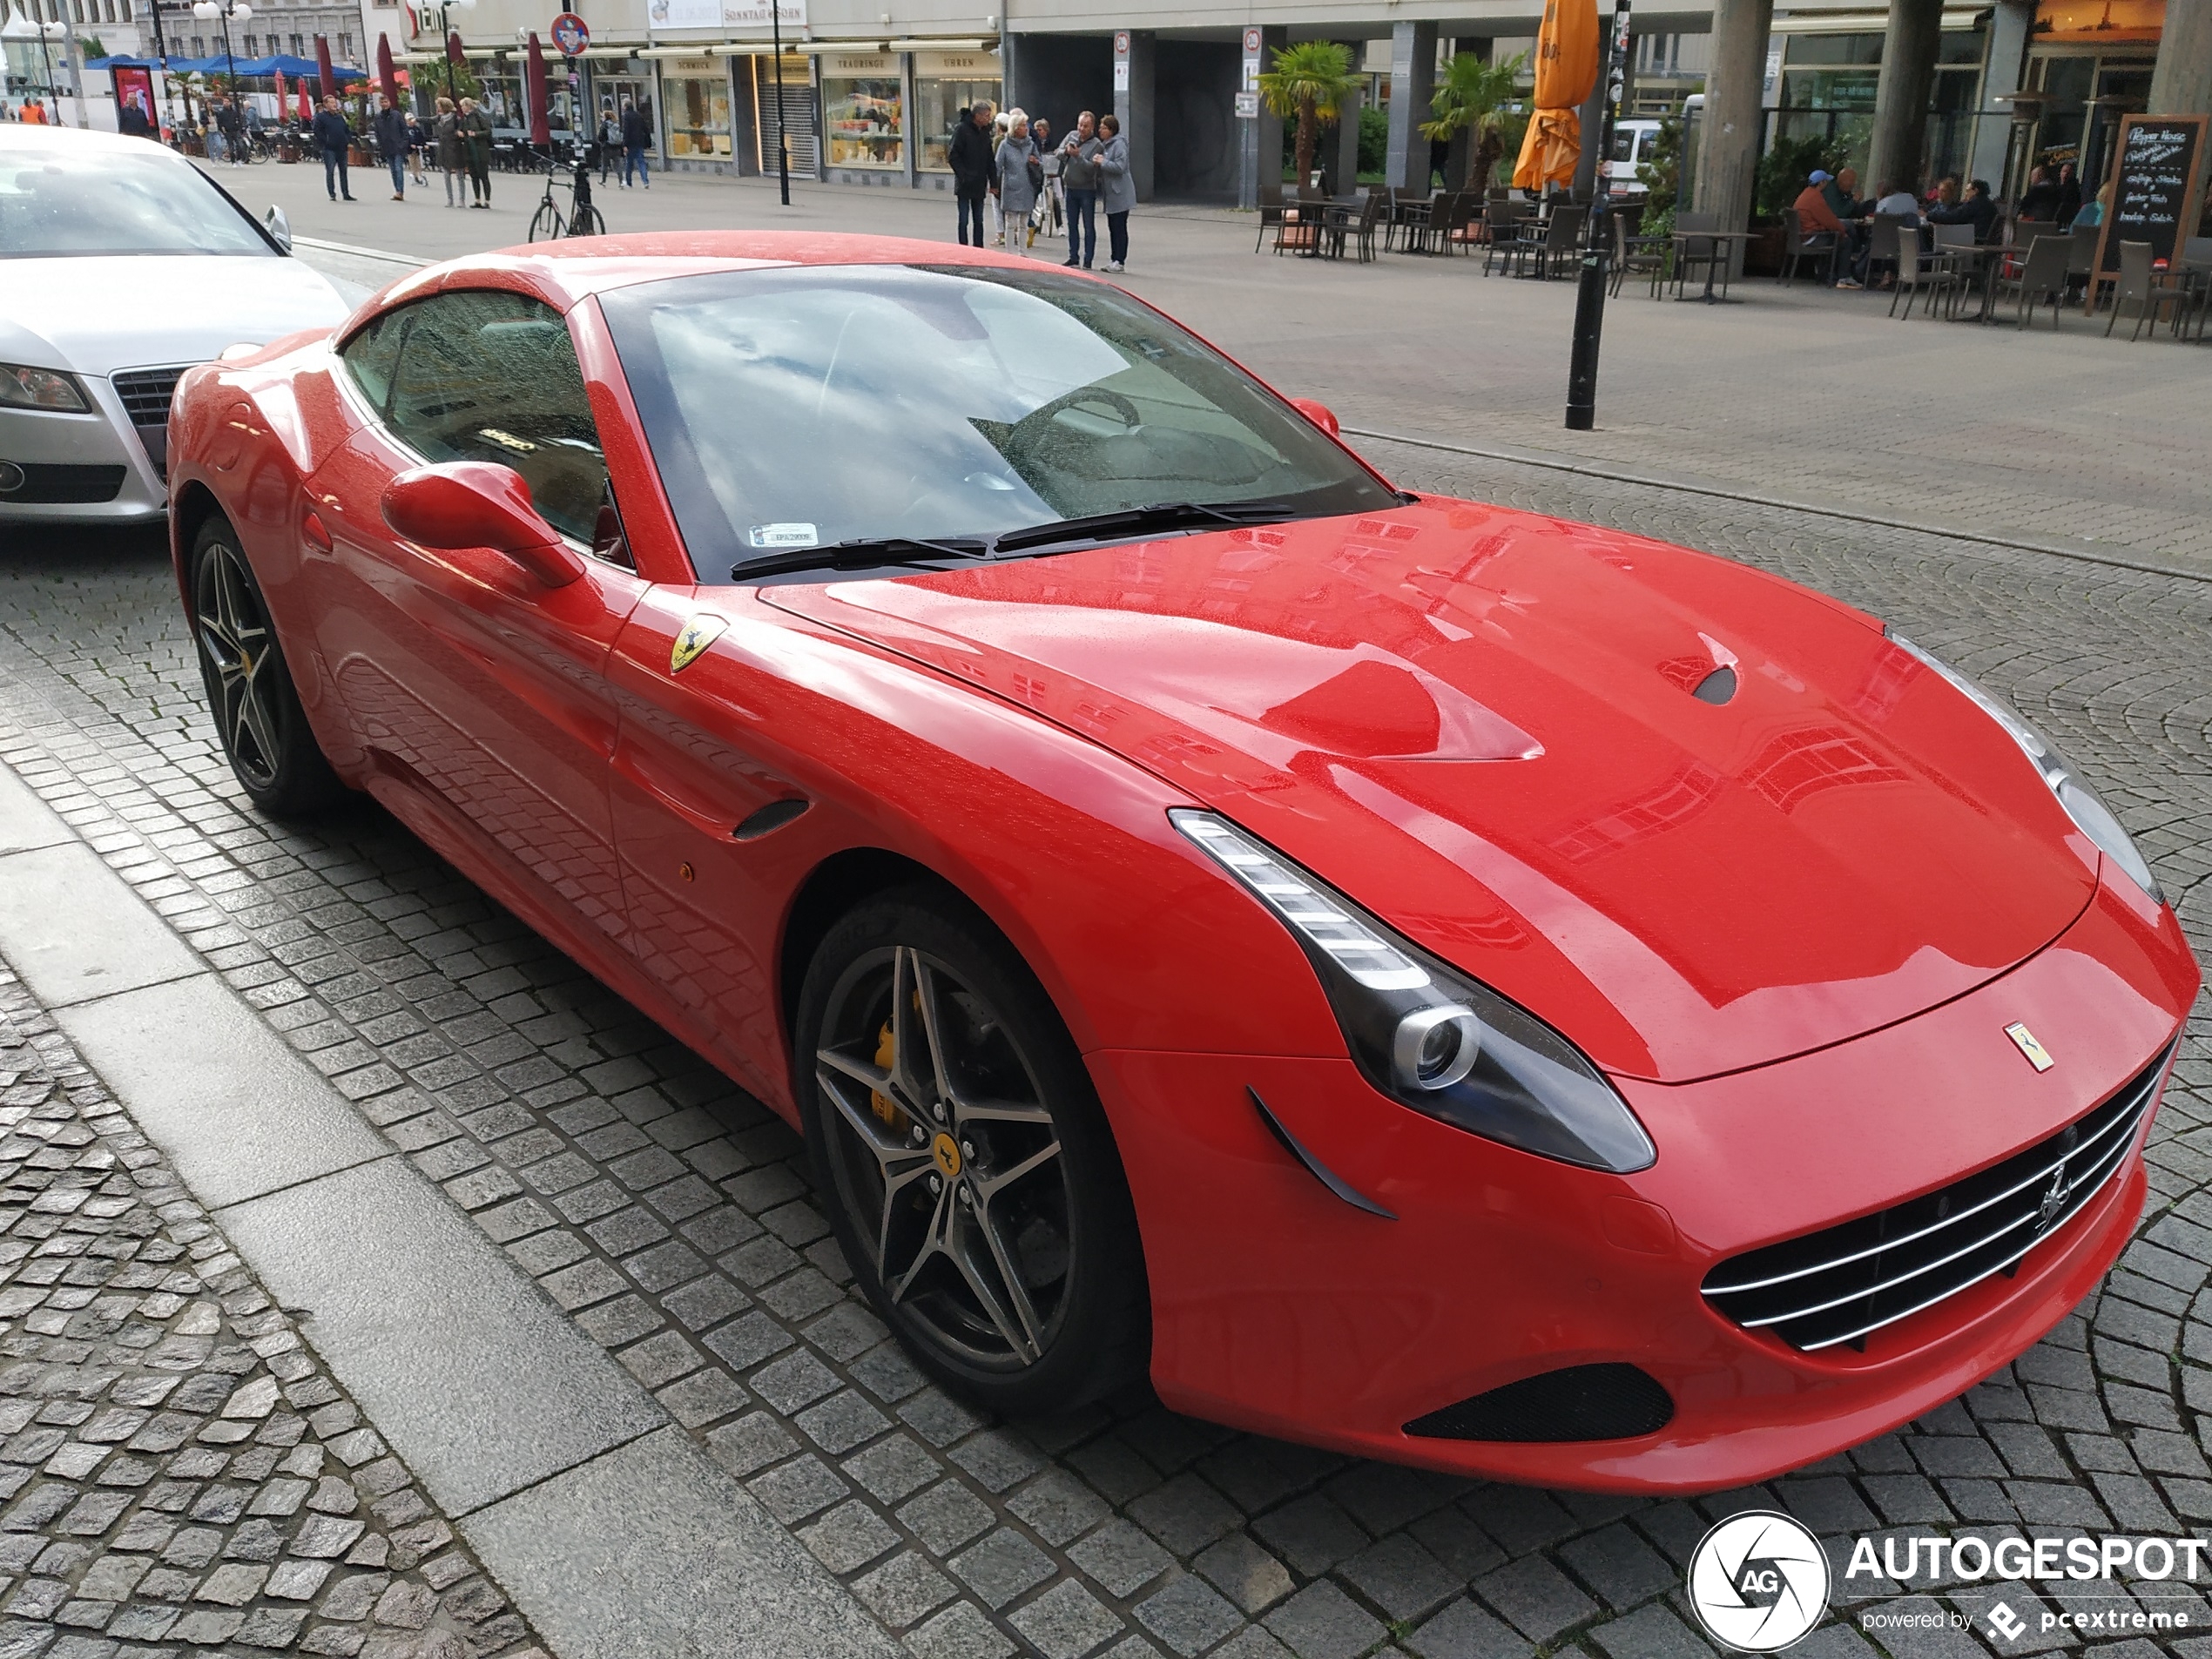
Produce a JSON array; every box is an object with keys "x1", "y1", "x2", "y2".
[
  {"x1": 376, "y1": 289, "x2": 614, "y2": 550},
  {"x1": 338, "y1": 306, "x2": 408, "y2": 413}
]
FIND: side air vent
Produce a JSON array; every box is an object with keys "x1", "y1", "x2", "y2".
[{"x1": 1406, "y1": 1363, "x2": 1674, "y2": 1442}]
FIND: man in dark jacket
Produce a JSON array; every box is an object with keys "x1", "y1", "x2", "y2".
[
  {"x1": 117, "y1": 97, "x2": 152, "y2": 139},
  {"x1": 619, "y1": 98, "x2": 652, "y2": 190},
  {"x1": 373, "y1": 95, "x2": 409, "y2": 200},
  {"x1": 1926, "y1": 178, "x2": 1999, "y2": 243},
  {"x1": 948, "y1": 99, "x2": 996, "y2": 246},
  {"x1": 313, "y1": 96, "x2": 356, "y2": 203}
]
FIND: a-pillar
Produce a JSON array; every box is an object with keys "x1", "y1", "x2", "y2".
[
  {"x1": 2151, "y1": 0, "x2": 2212, "y2": 116},
  {"x1": 1866, "y1": 0, "x2": 1944, "y2": 192},
  {"x1": 1692, "y1": 0, "x2": 1773, "y2": 249},
  {"x1": 1113, "y1": 29, "x2": 1156, "y2": 202},
  {"x1": 1239, "y1": 24, "x2": 1287, "y2": 206},
  {"x1": 1385, "y1": 20, "x2": 1439, "y2": 192},
  {"x1": 1969, "y1": 0, "x2": 2033, "y2": 192}
]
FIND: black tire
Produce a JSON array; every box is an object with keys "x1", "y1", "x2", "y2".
[
  {"x1": 188, "y1": 513, "x2": 347, "y2": 818},
  {"x1": 570, "y1": 204, "x2": 605, "y2": 238},
  {"x1": 528, "y1": 201, "x2": 563, "y2": 243},
  {"x1": 797, "y1": 888, "x2": 1150, "y2": 1415}
]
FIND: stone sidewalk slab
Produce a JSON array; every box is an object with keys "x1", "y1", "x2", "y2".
[{"x1": 0, "y1": 843, "x2": 202, "y2": 1012}]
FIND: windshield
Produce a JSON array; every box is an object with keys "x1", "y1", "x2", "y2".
[
  {"x1": 597, "y1": 264, "x2": 1395, "y2": 580},
  {"x1": 0, "y1": 145, "x2": 272, "y2": 258}
]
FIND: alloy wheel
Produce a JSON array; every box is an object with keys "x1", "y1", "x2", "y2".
[
  {"x1": 815, "y1": 944, "x2": 1074, "y2": 1371},
  {"x1": 193, "y1": 538, "x2": 282, "y2": 792}
]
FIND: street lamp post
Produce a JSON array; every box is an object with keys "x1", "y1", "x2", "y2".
[
  {"x1": 770, "y1": 0, "x2": 789, "y2": 206},
  {"x1": 191, "y1": 0, "x2": 251, "y2": 105},
  {"x1": 33, "y1": 20, "x2": 65, "y2": 125},
  {"x1": 421, "y1": 0, "x2": 476, "y2": 104}
]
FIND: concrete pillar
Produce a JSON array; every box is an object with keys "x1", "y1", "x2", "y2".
[
  {"x1": 2150, "y1": 0, "x2": 2212, "y2": 117},
  {"x1": 1239, "y1": 22, "x2": 1286, "y2": 204},
  {"x1": 1969, "y1": 0, "x2": 2032, "y2": 192},
  {"x1": 1692, "y1": 0, "x2": 1772, "y2": 233},
  {"x1": 1114, "y1": 29, "x2": 1155, "y2": 202},
  {"x1": 1330, "y1": 82, "x2": 1362, "y2": 192},
  {"x1": 1385, "y1": 20, "x2": 1438, "y2": 192},
  {"x1": 1866, "y1": 0, "x2": 1944, "y2": 192}
]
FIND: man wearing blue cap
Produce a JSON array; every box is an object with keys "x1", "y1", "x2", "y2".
[{"x1": 1792, "y1": 168, "x2": 1851, "y2": 284}]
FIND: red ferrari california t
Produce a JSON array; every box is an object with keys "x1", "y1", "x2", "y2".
[{"x1": 165, "y1": 233, "x2": 2198, "y2": 1493}]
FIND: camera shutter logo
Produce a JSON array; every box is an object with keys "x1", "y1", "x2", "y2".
[{"x1": 1686, "y1": 1511, "x2": 1831, "y2": 1652}]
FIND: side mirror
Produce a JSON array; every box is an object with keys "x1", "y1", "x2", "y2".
[
  {"x1": 381, "y1": 462, "x2": 583, "y2": 587},
  {"x1": 264, "y1": 204, "x2": 293, "y2": 253},
  {"x1": 1289, "y1": 397, "x2": 1341, "y2": 439}
]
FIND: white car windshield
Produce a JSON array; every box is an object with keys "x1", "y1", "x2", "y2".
[
  {"x1": 598, "y1": 264, "x2": 1396, "y2": 579},
  {"x1": 0, "y1": 147, "x2": 272, "y2": 258}
]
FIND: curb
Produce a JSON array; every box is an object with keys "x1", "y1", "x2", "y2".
[{"x1": 0, "y1": 760, "x2": 900, "y2": 1659}]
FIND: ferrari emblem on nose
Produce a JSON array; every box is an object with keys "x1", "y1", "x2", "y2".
[
  {"x1": 2005, "y1": 1022, "x2": 2054, "y2": 1072},
  {"x1": 670, "y1": 614, "x2": 727, "y2": 674}
]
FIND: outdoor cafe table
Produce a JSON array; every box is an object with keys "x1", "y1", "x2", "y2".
[
  {"x1": 1935, "y1": 242, "x2": 2016, "y2": 323},
  {"x1": 1671, "y1": 229, "x2": 1758, "y2": 304}
]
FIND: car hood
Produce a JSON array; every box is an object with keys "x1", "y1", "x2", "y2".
[
  {"x1": 0, "y1": 255, "x2": 348, "y2": 378},
  {"x1": 761, "y1": 500, "x2": 2099, "y2": 1082}
]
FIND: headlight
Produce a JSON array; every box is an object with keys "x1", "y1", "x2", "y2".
[
  {"x1": 1887, "y1": 631, "x2": 2163, "y2": 906},
  {"x1": 0, "y1": 363, "x2": 91, "y2": 414},
  {"x1": 1171, "y1": 810, "x2": 1656, "y2": 1174}
]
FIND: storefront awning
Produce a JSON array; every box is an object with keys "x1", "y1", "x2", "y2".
[{"x1": 1768, "y1": 8, "x2": 1984, "y2": 27}]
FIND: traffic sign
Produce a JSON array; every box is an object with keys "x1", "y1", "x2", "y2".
[{"x1": 550, "y1": 11, "x2": 589, "y2": 56}]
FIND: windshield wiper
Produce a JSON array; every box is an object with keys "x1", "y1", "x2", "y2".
[
  {"x1": 732, "y1": 536, "x2": 991, "y2": 581},
  {"x1": 989, "y1": 499, "x2": 1302, "y2": 555}
]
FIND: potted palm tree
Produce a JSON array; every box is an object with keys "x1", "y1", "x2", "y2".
[
  {"x1": 1420, "y1": 51, "x2": 1528, "y2": 196},
  {"x1": 1256, "y1": 41, "x2": 1360, "y2": 191}
]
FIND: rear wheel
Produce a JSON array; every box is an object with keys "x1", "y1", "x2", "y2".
[
  {"x1": 528, "y1": 201, "x2": 563, "y2": 242},
  {"x1": 189, "y1": 514, "x2": 346, "y2": 818},
  {"x1": 570, "y1": 203, "x2": 605, "y2": 238},
  {"x1": 797, "y1": 890, "x2": 1149, "y2": 1415}
]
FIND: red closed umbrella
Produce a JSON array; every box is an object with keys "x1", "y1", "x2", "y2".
[
  {"x1": 523, "y1": 32, "x2": 550, "y2": 146},
  {"x1": 375, "y1": 31, "x2": 395, "y2": 101},
  {"x1": 314, "y1": 33, "x2": 334, "y2": 101},
  {"x1": 299, "y1": 82, "x2": 314, "y2": 122},
  {"x1": 273, "y1": 66, "x2": 286, "y2": 110}
]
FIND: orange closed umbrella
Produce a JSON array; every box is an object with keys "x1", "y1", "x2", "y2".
[{"x1": 1513, "y1": 0, "x2": 1600, "y2": 192}]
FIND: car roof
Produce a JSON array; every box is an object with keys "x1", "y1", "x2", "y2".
[
  {"x1": 0, "y1": 124, "x2": 177, "y2": 158},
  {"x1": 375, "y1": 233, "x2": 1070, "y2": 314}
]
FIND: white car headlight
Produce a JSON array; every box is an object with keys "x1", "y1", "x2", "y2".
[
  {"x1": 0, "y1": 363, "x2": 91, "y2": 414},
  {"x1": 1888, "y1": 630, "x2": 2164, "y2": 906},
  {"x1": 1171, "y1": 810, "x2": 1656, "y2": 1174}
]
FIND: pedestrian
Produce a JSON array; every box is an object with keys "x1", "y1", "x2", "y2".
[
  {"x1": 1030, "y1": 118, "x2": 1062, "y2": 243},
  {"x1": 433, "y1": 96, "x2": 464, "y2": 207},
  {"x1": 314, "y1": 94, "x2": 356, "y2": 202},
  {"x1": 948, "y1": 98, "x2": 995, "y2": 246},
  {"x1": 995, "y1": 112, "x2": 1038, "y2": 254},
  {"x1": 21, "y1": 97, "x2": 47, "y2": 125},
  {"x1": 1097, "y1": 112, "x2": 1134, "y2": 273},
  {"x1": 220, "y1": 95, "x2": 248, "y2": 165},
  {"x1": 373, "y1": 94, "x2": 408, "y2": 200},
  {"x1": 620, "y1": 97, "x2": 652, "y2": 189},
  {"x1": 988, "y1": 107, "x2": 1015, "y2": 245},
  {"x1": 597, "y1": 103, "x2": 618, "y2": 184},
  {"x1": 406, "y1": 107, "x2": 429, "y2": 185},
  {"x1": 460, "y1": 96, "x2": 493, "y2": 207},
  {"x1": 1059, "y1": 111, "x2": 1102, "y2": 268}
]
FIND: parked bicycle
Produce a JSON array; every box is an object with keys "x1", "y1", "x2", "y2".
[{"x1": 527, "y1": 142, "x2": 606, "y2": 242}]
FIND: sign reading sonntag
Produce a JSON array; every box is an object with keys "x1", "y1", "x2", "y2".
[{"x1": 647, "y1": 0, "x2": 804, "y2": 30}]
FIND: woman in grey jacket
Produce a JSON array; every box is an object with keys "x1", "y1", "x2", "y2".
[
  {"x1": 995, "y1": 114, "x2": 1039, "y2": 253},
  {"x1": 1098, "y1": 115, "x2": 1135, "y2": 273},
  {"x1": 432, "y1": 98, "x2": 465, "y2": 209}
]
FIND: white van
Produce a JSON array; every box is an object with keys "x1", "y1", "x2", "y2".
[{"x1": 1601, "y1": 118, "x2": 1663, "y2": 198}]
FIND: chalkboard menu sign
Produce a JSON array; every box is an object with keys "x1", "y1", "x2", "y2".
[{"x1": 2092, "y1": 113, "x2": 2209, "y2": 283}]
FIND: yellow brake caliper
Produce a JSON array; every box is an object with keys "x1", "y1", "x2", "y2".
[{"x1": 870, "y1": 1021, "x2": 906, "y2": 1130}]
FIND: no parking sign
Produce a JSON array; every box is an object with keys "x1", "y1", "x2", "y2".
[{"x1": 550, "y1": 11, "x2": 589, "y2": 56}]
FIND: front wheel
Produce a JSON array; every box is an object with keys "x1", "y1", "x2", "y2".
[
  {"x1": 189, "y1": 514, "x2": 347, "y2": 817},
  {"x1": 528, "y1": 201, "x2": 563, "y2": 242},
  {"x1": 797, "y1": 890, "x2": 1149, "y2": 1415}
]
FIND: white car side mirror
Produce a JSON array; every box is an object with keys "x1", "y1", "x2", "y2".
[{"x1": 264, "y1": 205, "x2": 293, "y2": 254}]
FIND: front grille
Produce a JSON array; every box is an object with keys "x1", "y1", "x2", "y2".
[
  {"x1": 1406, "y1": 1364, "x2": 1675, "y2": 1442},
  {"x1": 111, "y1": 365, "x2": 191, "y2": 427},
  {"x1": 1703, "y1": 1044, "x2": 2173, "y2": 1352},
  {"x1": 0, "y1": 462, "x2": 126, "y2": 504}
]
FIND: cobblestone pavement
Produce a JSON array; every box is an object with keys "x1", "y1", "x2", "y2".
[
  {"x1": 0, "y1": 967, "x2": 542, "y2": 1659},
  {"x1": 0, "y1": 442, "x2": 2207, "y2": 1659}
]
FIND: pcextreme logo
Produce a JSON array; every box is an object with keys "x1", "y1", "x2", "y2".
[{"x1": 1686, "y1": 1511, "x2": 1831, "y2": 1651}]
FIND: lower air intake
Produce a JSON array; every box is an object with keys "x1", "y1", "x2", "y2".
[{"x1": 1405, "y1": 1363, "x2": 1675, "y2": 1442}]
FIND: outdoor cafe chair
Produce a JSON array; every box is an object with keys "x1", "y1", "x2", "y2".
[
  {"x1": 2001, "y1": 235, "x2": 2072, "y2": 329},
  {"x1": 1325, "y1": 189, "x2": 1388, "y2": 263},
  {"x1": 1777, "y1": 207, "x2": 1838, "y2": 287},
  {"x1": 1932, "y1": 221, "x2": 1977, "y2": 250},
  {"x1": 2105, "y1": 240, "x2": 2188, "y2": 341},
  {"x1": 1516, "y1": 204, "x2": 1587, "y2": 280},
  {"x1": 1610, "y1": 208, "x2": 1669, "y2": 297},
  {"x1": 1667, "y1": 212, "x2": 1724, "y2": 299},
  {"x1": 1862, "y1": 214, "x2": 1914, "y2": 292},
  {"x1": 1272, "y1": 187, "x2": 1323, "y2": 257},
  {"x1": 1439, "y1": 193, "x2": 1485, "y2": 256},
  {"x1": 1254, "y1": 183, "x2": 1288, "y2": 253},
  {"x1": 1889, "y1": 230, "x2": 1959, "y2": 319},
  {"x1": 1480, "y1": 202, "x2": 1526, "y2": 275}
]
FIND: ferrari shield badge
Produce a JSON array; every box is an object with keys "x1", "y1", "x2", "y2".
[
  {"x1": 2005, "y1": 1022, "x2": 2054, "y2": 1073},
  {"x1": 670, "y1": 614, "x2": 728, "y2": 676}
]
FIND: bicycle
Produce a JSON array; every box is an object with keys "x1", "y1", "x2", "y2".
[{"x1": 527, "y1": 143, "x2": 607, "y2": 242}]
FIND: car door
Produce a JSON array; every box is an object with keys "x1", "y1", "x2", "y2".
[{"x1": 308, "y1": 287, "x2": 646, "y2": 953}]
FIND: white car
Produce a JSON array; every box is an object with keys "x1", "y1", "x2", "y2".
[{"x1": 0, "y1": 125, "x2": 351, "y2": 525}]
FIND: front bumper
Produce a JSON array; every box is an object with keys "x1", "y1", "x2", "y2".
[
  {"x1": 1091, "y1": 872, "x2": 2197, "y2": 1493},
  {"x1": 0, "y1": 381, "x2": 169, "y2": 524}
]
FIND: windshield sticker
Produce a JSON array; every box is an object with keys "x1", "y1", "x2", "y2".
[{"x1": 749, "y1": 523, "x2": 819, "y2": 550}]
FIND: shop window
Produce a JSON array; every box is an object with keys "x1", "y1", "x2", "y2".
[
  {"x1": 913, "y1": 52, "x2": 999, "y2": 172},
  {"x1": 822, "y1": 53, "x2": 900, "y2": 170},
  {"x1": 664, "y1": 66, "x2": 732, "y2": 158}
]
